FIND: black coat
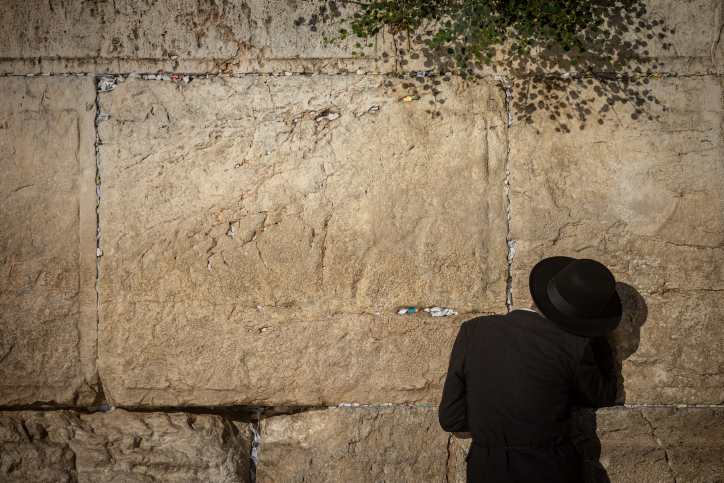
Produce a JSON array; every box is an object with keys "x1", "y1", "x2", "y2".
[{"x1": 439, "y1": 309, "x2": 617, "y2": 483}]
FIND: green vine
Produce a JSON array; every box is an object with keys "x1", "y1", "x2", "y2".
[{"x1": 324, "y1": 0, "x2": 635, "y2": 69}]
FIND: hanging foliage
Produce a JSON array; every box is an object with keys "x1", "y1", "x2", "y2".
[{"x1": 324, "y1": 0, "x2": 635, "y2": 68}]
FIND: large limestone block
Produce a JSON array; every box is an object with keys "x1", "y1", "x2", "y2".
[
  {"x1": 508, "y1": 76, "x2": 724, "y2": 404},
  {"x1": 257, "y1": 406, "x2": 448, "y2": 482},
  {"x1": 101, "y1": 310, "x2": 469, "y2": 407},
  {"x1": 98, "y1": 75, "x2": 507, "y2": 406},
  {"x1": 0, "y1": 0, "x2": 395, "y2": 75},
  {"x1": 399, "y1": 0, "x2": 724, "y2": 75},
  {"x1": 0, "y1": 77, "x2": 97, "y2": 406},
  {"x1": 0, "y1": 409, "x2": 251, "y2": 482}
]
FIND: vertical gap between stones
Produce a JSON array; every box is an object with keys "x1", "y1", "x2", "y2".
[
  {"x1": 500, "y1": 77, "x2": 514, "y2": 312},
  {"x1": 94, "y1": 77, "x2": 101, "y2": 375},
  {"x1": 250, "y1": 406, "x2": 261, "y2": 483}
]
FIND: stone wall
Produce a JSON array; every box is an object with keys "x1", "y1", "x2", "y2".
[{"x1": 1, "y1": 0, "x2": 723, "y2": 481}]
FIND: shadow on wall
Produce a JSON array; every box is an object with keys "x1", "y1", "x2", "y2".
[
  {"x1": 609, "y1": 282, "x2": 649, "y2": 405},
  {"x1": 382, "y1": 75, "x2": 454, "y2": 118},
  {"x1": 572, "y1": 407, "x2": 611, "y2": 483},
  {"x1": 294, "y1": 1, "x2": 396, "y2": 67},
  {"x1": 397, "y1": 1, "x2": 671, "y2": 75},
  {"x1": 572, "y1": 283, "x2": 648, "y2": 482},
  {"x1": 511, "y1": 75, "x2": 665, "y2": 131},
  {"x1": 302, "y1": 2, "x2": 670, "y2": 131}
]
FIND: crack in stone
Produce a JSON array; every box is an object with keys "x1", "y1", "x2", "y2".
[
  {"x1": 0, "y1": 344, "x2": 13, "y2": 365},
  {"x1": 712, "y1": 2, "x2": 724, "y2": 68},
  {"x1": 640, "y1": 409, "x2": 677, "y2": 482},
  {"x1": 255, "y1": 240, "x2": 269, "y2": 271},
  {"x1": 445, "y1": 435, "x2": 453, "y2": 483}
]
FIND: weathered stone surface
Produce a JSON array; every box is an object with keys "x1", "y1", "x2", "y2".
[
  {"x1": 0, "y1": 77, "x2": 97, "y2": 407},
  {"x1": 101, "y1": 310, "x2": 470, "y2": 407},
  {"x1": 641, "y1": 407, "x2": 724, "y2": 483},
  {"x1": 0, "y1": 409, "x2": 251, "y2": 482},
  {"x1": 615, "y1": 291, "x2": 724, "y2": 404},
  {"x1": 508, "y1": 76, "x2": 724, "y2": 404},
  {"x1": 2, "y1": 0, "x2": 722, "y2": 75},
  {"x1": 0, "y1": 0, "x2": 395, "y2": 75},
  {"x1": 574, "y1": 407, "x2": 675, "y2": 482},
  {"x1": 97, "y1": 74, "x2": 507, "y2": 406},
  {"x1": 399, "y1": 0, "x2": 724, "y2": 75},
  {"x1": 258, "y1": 406, "x2": 448, "y2": 482}
]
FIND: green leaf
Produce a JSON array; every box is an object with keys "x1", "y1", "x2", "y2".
[{"x1": 320, "y1": 0, "x2": 619, "y2": 75}]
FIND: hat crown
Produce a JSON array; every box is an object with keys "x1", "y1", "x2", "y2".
[{"x1": 548, "y1": 259, "x2": 615, "y2": 318}]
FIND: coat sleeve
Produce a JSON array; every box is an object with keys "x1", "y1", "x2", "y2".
[
  {"x1": 439, "y1": 322, "x2": 469, "y2": 432},
  {"x1": 572, "y1": 335, "x2": 617, "y2": 407}
]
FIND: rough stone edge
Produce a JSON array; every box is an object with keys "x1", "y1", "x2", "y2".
[{"x1": 0, "y1": 75, "x2": 99, "y2": 409}]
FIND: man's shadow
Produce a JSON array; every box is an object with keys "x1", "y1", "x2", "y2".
[{"x1": 571, "y1": 282, "x2": 648, "y2": 482}]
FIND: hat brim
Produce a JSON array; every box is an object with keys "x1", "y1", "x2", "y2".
[{"x1": 529, "y1": 256, "x2": 622, "y2": 337}]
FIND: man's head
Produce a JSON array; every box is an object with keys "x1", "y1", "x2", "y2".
[{"x1": 528, "y1": 257, "x2": 622, "y2": 337}]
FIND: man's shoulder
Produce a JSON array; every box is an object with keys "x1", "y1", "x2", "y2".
[
  {"x1": 462, "y1": 310, "x2": 585, "y2": 344},
  {"x1": 461, "y1": 313, "x2": 507, "y2": 329},
  {"x1": 463, "y1": 310, "x2": 541, "y2": 326}
]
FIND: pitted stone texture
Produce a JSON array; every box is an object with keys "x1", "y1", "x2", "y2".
[
  {"x1": 573, "y1": 407, "x2": 675, "y2": 482},
  {"x1": 508, "y1": 77, "x2": 724, "y2": 404},
  {"x1": 257, "y1": 406, "x2": 448, "y2": 483},
  {"x1": 97, "y1": 75, "x2": 507, "y2": 406},
  {"x1": 641, "y1": 407, "x2": 724, "y2": 483},
  {"x1": 0, "y1": 77, "x2": 97, "y2": 407},
  {"x1": 614, "y1": 291, "x2": 724, "y2": 405},
  {"x1": 0, "y1": 0, "x2": 395, "y2": 74},
  {"x1": 101, "y1": 310, "x2": 469, "y2": 407},
  {"x1": 0, "y1": 409, "x2": 251, "y2": 482},
  {"x1": 399, "y1": 0, "x2": 724, "y2": 75},
  {"x1": 98, "y1": 75, "x2": 507, "y2": 315}
]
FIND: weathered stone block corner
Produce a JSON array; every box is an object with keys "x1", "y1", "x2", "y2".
[{"x1": 1, "y1": 0, "x2": 723, "y2": 481}]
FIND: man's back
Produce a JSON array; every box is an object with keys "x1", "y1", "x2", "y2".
[{"x1": 439, "y1": 309, "x2": 616, "y2": 482}]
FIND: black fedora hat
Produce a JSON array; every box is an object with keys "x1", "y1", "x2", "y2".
[{"x1": 529, "y1": 257, "x2": 622, "y2": 337}]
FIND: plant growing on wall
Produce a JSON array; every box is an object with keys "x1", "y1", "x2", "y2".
[{"x1": 324, "y1": 0, "x2": 635, "y2": 69}]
